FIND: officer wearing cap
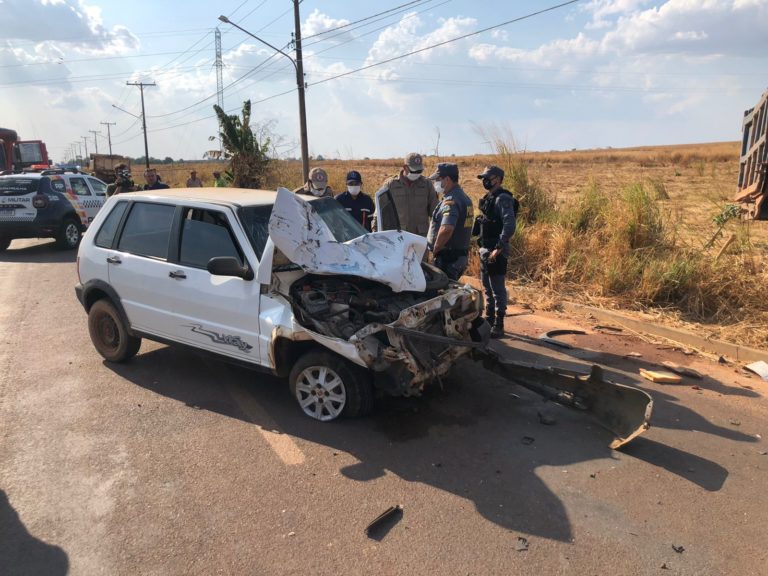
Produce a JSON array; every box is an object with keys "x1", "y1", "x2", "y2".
[
  {"x1": 426, "y1": 162, "x2": 474, "y2": 280},
  {"x1": 474, "y1": 165, "x2": 518, "y2": 338},
  {"x1": 374, "y1": 152, "x2": 438, "y2": 236},
  {"x1": 295, "y1": 167, "x2": 334, "y2": 198},
  {"x1": 335, "y1": 170, "x2": 375, "y2": 232}
]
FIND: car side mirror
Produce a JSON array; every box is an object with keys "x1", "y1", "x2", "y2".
[{"x1": 207, "y1": 256, "x2": 254, "y2": 280}]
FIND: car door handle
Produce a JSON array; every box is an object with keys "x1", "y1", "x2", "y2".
[
  {"x1": 106, "y1": 256, "x2": 121, "y2": 264},
  {"x1": 169, "y1": 270, "x2": 187, "y2": 279}
]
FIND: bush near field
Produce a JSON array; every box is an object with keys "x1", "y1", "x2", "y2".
[{"x1": 147, "y1": 141, "x2": 766, "y2": 348}]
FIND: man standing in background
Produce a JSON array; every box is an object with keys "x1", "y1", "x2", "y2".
[
  {"x1": 375, "y1": 152, "x2": 437, "y2": 236},
  {"x1": 426, "y1": 162, "x2": 473, "y2": 281},
  {"x1": 295, "y1": 167, "x2": 334, "y2": 198},
  {"x1": 186, "y1": 170, "x2": 203, "y2": 187},
  {"x1": 335, "y1": 170, "x2": 374, "y2": 232},
  {"x1": 475, "y1": 165, "x2": 517, "y2": 338}
]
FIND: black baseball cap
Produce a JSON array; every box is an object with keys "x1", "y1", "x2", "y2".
[
  {"x1": 428, "y1": 162, "x2": 459, "y2": 181},
  {"x1": 477, "y1": 165, "x2": 505, "y2": 180},
  {"x1": 346, "y1": 170, "x2": 362, "y2": 183}
]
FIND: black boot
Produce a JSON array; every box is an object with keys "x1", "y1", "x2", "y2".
[
  {"x1": 490, "y1": 316, "x2": 504, "y2": 338},
  {"x1": 484, "y1": 309, "x2": 495, "y2": 326}
]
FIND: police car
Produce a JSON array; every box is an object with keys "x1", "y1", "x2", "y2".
[{"x1": 0, "y1": 169, "x2": 108, "y2": 251}]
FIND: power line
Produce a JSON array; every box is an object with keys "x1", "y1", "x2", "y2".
[{"x1": 308, "y1": 0, "x2": 583, "y2": 88}]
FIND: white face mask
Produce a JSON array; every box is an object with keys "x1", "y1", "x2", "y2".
[
  {"x1": 433, "y1": 180, "x2": 443, "y2": 194},
  {"x1": 347, "y1": 185, "x2": 361, "y2": 196},
  {"x1": 310, "y1": 187, "x2": 324, "y2": 196},
  {"x1": 406, "y1": 171, "x2": 421, "y2": 182}
]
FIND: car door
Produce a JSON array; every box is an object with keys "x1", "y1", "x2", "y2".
[
  {"x1": 165, "y1": 205, "x2": 264, "y2": 363},
  {"x1": 67, "y1": 176, "x2": 98, "y2": 226},
  {"x1": 106, "y1": 201, "x2": 181, "y2": 339},
  {"x1": 85, "y1": 177, "x2": 107, "y2": 221}
]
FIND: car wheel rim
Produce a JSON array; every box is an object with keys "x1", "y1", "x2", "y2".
[
  {"x1": 295, "y1": 365, "x2": 346, "y2": 421},
  {"x1": 98, "y1": 314, "x2": 119, "y2": 350},
  {"x1": 65, "y1": 224, "x2": 79, "y2": 246}
]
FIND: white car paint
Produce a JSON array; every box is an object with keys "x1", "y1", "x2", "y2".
[{"x1": 268, "y1": 187, "x2": 427, "y2": 293}]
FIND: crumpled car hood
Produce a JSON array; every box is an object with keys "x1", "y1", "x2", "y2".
[{"x1": 269, "y1": 187, "x2": 427, "y2": 292}]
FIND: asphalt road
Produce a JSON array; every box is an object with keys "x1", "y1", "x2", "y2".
[{"x1": 1, "y1": 238, "x2": 767, "y2": 576}]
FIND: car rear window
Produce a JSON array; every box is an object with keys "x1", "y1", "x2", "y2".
[
  {"x1": 0, "y1": 178, "x2": 40, "y2": 195},
  {"x1": 117, "y1": 202, "x2": 176, "y2": 259}
]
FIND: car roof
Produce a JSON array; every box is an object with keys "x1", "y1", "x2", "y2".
[
  {"x1": 0, "y1": 171, "x2": 98, "y2": 180},
  {"x1": 118, "y1": 187, "x2": 283, "y2": 207}
]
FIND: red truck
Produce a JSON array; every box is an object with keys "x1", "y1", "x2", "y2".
[{"x1": 0, "y1": 127, "x2": 50, "y2": 173}]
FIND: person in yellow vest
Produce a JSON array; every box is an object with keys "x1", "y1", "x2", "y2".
[
  {"x1": 213, "y1": 171, "x2": 228, "y2": 187},
  {"x1": 374, "y1": 152, "x2": 438, "y2": 236}
]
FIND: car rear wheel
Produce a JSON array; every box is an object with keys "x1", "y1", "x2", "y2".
[
  {"x1": 88, "y1": 299, "x2": 141, "y2": 362},
  {"x1": 0, "y1": 237, "x2": 10, "y2": 252},
  {"x1": 289, "y1": 351, "x2": 373, "y2": 421},
  {"x1": 56, "y1": 218, "x2": 81, "y2": 250}
]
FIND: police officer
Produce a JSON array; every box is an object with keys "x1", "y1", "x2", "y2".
[
  {"x1": 475, "y1": 165, "x2": 517, "y2": 338},
  {"x1": 426, "y1": 162, "x2": 473, "y2": 280},
  {"x1": 375, "y1": 152, "x2": 438, "y2": 235},
  {"x1": 295, "y1": 167, "x2": 334, "y2": 198},
  {"x1": 335, "y1": 170, "x2": 374, "y2": 232}
]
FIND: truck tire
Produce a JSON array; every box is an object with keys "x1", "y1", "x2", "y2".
[
  {"x1": 88, "y1": 299, "x2": 141, "y2": 362},
  {"x1": 289, "y1": 351, "x2": 373, "y2": 421},
  {"x1": 56, "y1": 217, "x2": 82, "y2": 250}
]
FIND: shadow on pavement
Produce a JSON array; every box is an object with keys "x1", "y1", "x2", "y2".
[
  {"x1": 106, "y1": 341, "x2": 736, "y2": 542},
  {"x1": 0, "y1": 490, "x2": 69, "y2": 576},
  {"x1": 0, "y1": 240, "x2": 76, "y2": 264}
]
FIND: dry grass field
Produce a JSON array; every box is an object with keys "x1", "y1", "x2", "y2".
[{"x1": 148, "y1": 141, "x2": 767, "y2": 349}]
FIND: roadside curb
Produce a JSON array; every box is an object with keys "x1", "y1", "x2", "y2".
[{"x1": 559, "y1": 302, "x2": 768, "y2": 364}]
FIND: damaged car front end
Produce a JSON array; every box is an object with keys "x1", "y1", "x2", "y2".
[{"x1": 268, "y1": 188, "x2": 486, "y2": 403}]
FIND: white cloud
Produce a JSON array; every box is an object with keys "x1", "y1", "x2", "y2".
[{"x1": 302, "y1": 9, "x2": 350, "y2": 38}]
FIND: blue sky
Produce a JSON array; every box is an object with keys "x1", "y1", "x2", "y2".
[{"x1": 2, "y1": 0, "x2": 767, "y2": 164}]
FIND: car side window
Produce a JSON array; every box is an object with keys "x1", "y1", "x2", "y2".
[
  {"x1": 70, "y1": 177, "x2": 91, "y2": 196},
  {"x1": 179, "y1": 208, "x2": 243, "y2": 269},
  {"x1": 238, "y1": 205, "x2": 272, "y2": 258},
  {"x1": 95, "y1": 201, "x2": 129, "y2": 248},
  {"x1": 117, "y1": 202, "x2": 176, "y2": 259},
  {"x1": 88, "y1": 178, "x2": 107, "y2": 197}
]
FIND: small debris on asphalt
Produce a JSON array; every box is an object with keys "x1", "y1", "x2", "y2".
[
  {"x1": 538, "y1": 410, "x2": 557, "y2": 426},
  {"x1": 639, "y1": 369, "x2": 682, "y2": 384},
  {"x1": 661, "y1": 563, "x2": 669, "y2": 570},
  {"x1": 365, "y1": 505, "x2": 403, "y2": 540},
  {"x1": 595, "y1": 325, "x2": 623, "y2": 332},
  {"x1": 515, "y1": 537, "x2": 529, "y2": 552},
  {"x1": 691, "y1": 385, "x2": 702, "y2": 391},
  {"x1": 661, "y1": 361, "x2": 703, "y2": 379},
  {"x1": 432, "y1": 462, "x2": 442, "y2": 468},
  {"x1": 758, "y1": 451, "x2": 767, "y2": 456},
  {"x1": 521, "y1": 436, "x2": 535, "y2": 445},
  {"x1": 718, "y1": 356, "x2": 728, "y2": 364},
  {"x1": 624, "y1": 351, "x2": 643, "y2": 358},
  {"x1": 729, "y1": 419, "x2": 741, "y2": 426},
  {"x1": 287, "y1": 531, "x2": 296, "y2": 537},
  {"x1": 509, "y1": 393, "x2": 520, "y2": 399},
  {"x1": 590, "y1": 473, "x2": 597, "y2": 479},
  {"x1": 744, "y1": 360, "x2": 768, "y2": 381},
  {"x1": 672, "y1": 545, "x2": 685, "y2": 554}
]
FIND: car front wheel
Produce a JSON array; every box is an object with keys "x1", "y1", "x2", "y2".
[
  {"x1": 288, "y1": 351, "x2": 373, "y2": 421},
  {"x1": 56, "y1": 218, "x2": 81, "y2": 250},
  {"x1": 88, "y1": 299, "x2": 141, "y2": 362}
]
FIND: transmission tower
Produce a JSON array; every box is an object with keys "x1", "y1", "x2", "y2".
[{"x1": 215, "y1": 28, "x2": 224, "y2": 153}]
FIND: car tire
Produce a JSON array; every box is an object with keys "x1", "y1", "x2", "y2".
[
  {"x1": 88, "y1": 299, "x2": 141, "y2": 362},
  {"x1": 422, "y1": 261, "x2": 450, "y2": 291},
  {"x1": 0, "y1": 237, "x2": 10, "y2": 252},
  {"x1": 289, "y1": 350, "x2": 373, "y2": 421},
  {"x1": 56, "y1": 217, "x2": 82, "y2": 250}
]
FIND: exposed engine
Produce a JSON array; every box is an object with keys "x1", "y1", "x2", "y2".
[{"x1": 289, "y1": 264, "x2": 450, "y2": 340}]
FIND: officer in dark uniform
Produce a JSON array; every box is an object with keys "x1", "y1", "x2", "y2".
[
  {"x1": 335, "y1": 170, "x2": 375, "y2": 232},
  {"x1": 474, "y1": 165, "x2": 517, "y2": 338},
  {"x1": 426, "y1": 162, "x2": 473, "y2": 280}
]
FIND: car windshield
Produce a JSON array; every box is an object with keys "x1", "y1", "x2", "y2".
[
  {"x1": 0, "y1": 178, "x2": 40, "y2": 195},
  {"x1": 311, "y1": 197, "x2": 368, "y2": 242},
  {"x1": 239, "y1": 197, "x2": 368, "y2": 257}
]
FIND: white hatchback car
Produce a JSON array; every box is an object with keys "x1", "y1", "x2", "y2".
[{"x1": 75, "y1": 187, "x2": 487, "y2": 421}]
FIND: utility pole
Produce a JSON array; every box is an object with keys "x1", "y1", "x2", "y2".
[
  {"x1": 89, "y1": 130, "x2": 101, "y2": 154},
  {"x1": 127, "y1": 81, "x2": 157, "y2": 169},
  {"x1": 218, "y1": 7, "x2": 309, "y2": 182},
  {"x1": 214, "y1": 28, "x2": 225, "y2": 154},
  {"x1": 100, "y1": 122, "x2": 116, "y2": 156},
  {"x1": 292, "y1": 0, "x2": 309, "y2": 183},
  {"x1": 81, "y1": 136, "x2": 89, "y2": 160}
]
